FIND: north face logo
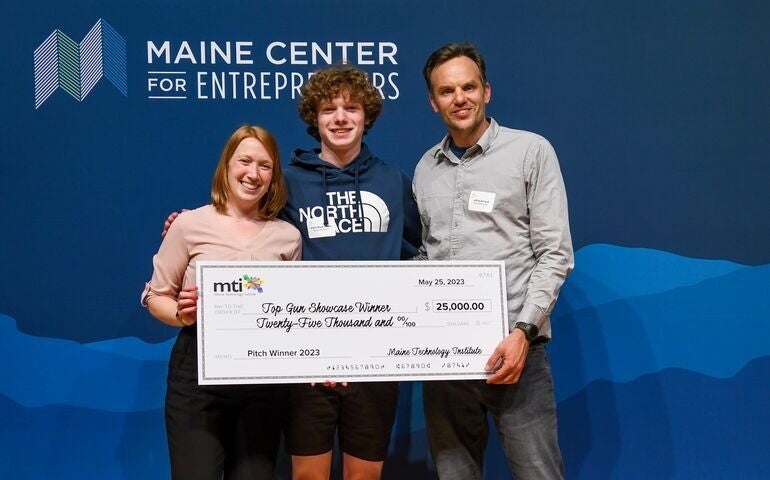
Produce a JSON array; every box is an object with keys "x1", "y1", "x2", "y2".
[{"x1": 299, "y1": 190, "x2": 391, "y2": 233}]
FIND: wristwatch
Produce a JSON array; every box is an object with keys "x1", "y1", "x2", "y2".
[{"x1": 513, "y1": 321, "x2": 539, "y2": 342}]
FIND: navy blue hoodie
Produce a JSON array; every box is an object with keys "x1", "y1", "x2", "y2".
[{"x1": 281, "y1": 144, "x2": 420, "y2": 261}]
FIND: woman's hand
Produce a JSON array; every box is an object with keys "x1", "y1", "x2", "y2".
[{"x1": 176, "y1": 285, "x2": 199, "y2": 325}]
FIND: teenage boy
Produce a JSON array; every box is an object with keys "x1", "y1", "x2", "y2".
[
  {"x1": 163, "y1": 65, "x2": 419, "y2": 480},
  {"x1": 283, "y1": 66, "x2": 420, "y2": 480}
]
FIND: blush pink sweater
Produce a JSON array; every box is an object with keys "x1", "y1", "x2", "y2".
[{"x1": 143, "y1": 205, "x2": 301, "y2": 303}]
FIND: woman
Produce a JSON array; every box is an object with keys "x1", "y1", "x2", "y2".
[{"x1": 141, "y1": 125, "x2": 301, "y2": 479}]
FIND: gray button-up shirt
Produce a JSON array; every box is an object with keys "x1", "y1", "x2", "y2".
[{"x1": 412, "y1": 118, "x2": 574, "y2": 339}]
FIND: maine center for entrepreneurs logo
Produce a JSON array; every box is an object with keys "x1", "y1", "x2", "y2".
[{"x1": 33, "y1": 19, "x2": 127, "y2": 108}]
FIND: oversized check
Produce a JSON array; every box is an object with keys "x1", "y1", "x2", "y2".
[{"x1": 196, "y1": 261, "x2": 509, "y2": 384}]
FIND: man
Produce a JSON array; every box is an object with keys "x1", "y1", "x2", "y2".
[
  {"x1": 163, "y1": 65, "x2": 420, "y2": 480},
  {"x1": 282, "y1": 65, "x2": 420, "y2": 480},
  {"x1": 413, "y1": 42, "x2": 573, "y2": 479}
]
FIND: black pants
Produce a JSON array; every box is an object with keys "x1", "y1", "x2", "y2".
[{"x1": 165, "y1": 326, "x2": 288, "y2": 480}]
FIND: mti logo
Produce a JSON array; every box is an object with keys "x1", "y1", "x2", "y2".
[{"x1": 213, "y1": 275, "x2": 265, "y2": 293}]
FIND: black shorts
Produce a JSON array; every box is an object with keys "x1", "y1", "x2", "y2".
[{"x1": 285, "y1": 382, "x2": 399, "y2": 461}]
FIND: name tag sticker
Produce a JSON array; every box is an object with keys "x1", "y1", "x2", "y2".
[
  {"x1": 468, "y1": 191, "x2": 496, "y2": 212},
  {"x1": 306, "y1": 217, "x2": 337, "y2": 239}
]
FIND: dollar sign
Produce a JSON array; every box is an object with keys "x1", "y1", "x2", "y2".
[{"x1": 425, "y1": 302, "x2": 430, "y2": 311}]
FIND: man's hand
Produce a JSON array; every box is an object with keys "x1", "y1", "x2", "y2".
[
  {"x1": 485, "y1": 328, "x2": 530, "y2": 384},
  {"x1": 176, "y1": 285, "x2": 199, "y2": 325},
  {"x1": 161, "y1": 209, "x2": 188, "y2": 237}
]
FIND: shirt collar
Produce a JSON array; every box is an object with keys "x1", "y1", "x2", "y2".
[{"x1": 431, "y1": 117, "x2": 498, "y2": 164}]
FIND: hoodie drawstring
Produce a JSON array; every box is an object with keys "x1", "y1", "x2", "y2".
[
  {"x1": 354, "y1": 166, "x2": 364, "y2": 221},
  {"x1": 322, "y1": 165, "x2": 330, "y2": 226}
]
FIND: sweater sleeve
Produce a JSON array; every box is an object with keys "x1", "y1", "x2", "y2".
[{"x1": 140, "y1": 213, "x2": 192, "y2": 306}]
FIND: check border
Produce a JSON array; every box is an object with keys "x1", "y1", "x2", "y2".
[{"x1": 197, "y1": 261, "x2": 509, "y2": 383}]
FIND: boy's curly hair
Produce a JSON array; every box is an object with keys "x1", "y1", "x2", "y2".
[{"x1": 298, "y1": 65, "x2": 383, "y2": 141}]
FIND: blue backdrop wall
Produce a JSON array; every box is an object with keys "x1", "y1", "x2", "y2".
[{"x1": 2, "y1": 1, "x2": 769, "y2": 478}]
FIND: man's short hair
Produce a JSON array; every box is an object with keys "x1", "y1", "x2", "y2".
[
  {"x1": 298, "y1": 65, "x2": 383, "y2": 141},
  {"x1": 423, "y1": 42, "x2": 487, "y2": 92}
]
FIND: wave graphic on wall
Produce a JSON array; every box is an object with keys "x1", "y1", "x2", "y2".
[
  {"x1": 548, "y1": 244, "x2": 770, "y2": 401},
  {"x1": 1, "y1": 244, "x2": 768, "y2": 478}
]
